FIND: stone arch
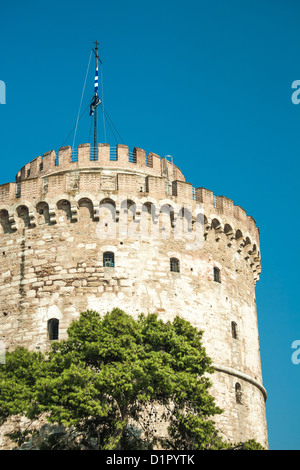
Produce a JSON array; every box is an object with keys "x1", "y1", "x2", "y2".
[
  {"x1": 100, "y1": 197, "x2": 116, "y2": 207},
  {"x1": 119, "y1": 199, "x2": 139, "y2": 239},
  {"x1": 140, "y1": 201, "x2": 157, "y2": 237},
  {"x1": 78, "y1": 197, "x2": 94, "y2": 222},
  {"x1": 224, "y1": 223, "x2": 234, "y2": 237},
  {"x1": 211, "y1": 217, "x2": 222, "y2": 231},
  {"x1": 96, "y1": 198, "x2": 117, "y2": 239},
  {"x1": 57, "y1": 199, "x2": 72, "y2": 223},
  {"x1": 242, "y1": 236, "x2": 253, "y2": 261},
  {"x1": 159, "y1": 198, "x2": 180, "y2": 211},
  {"x1": 139, "y1": 195, "x2": 158, "y2": 206},
  {"x1": 244, "y1": 236, "x2": 251, "y2": 247},
  {"x1": 36, "y1": 201, "x2": 50, "y2": 225},
  {"x1": 224, "y1": 223, "x2": 235, "y2": 246},
  {"x1": 45, "y1": 305, "x2": 63, "y2": 321},
  {"x1": 0, "y1": 209, "x2": 13, "y2": 234},
  {"x1": 98, "y1": 197, "x2": 116, "y2": 221},
  {"x1": 121, "y1": 198, "x2": 136, "y2": 218},
  {"x1": 160, "y1": 203, "x2": 175, "y2": 238},
  {"x1": 16, "y1": 205, "x2": 31, "y2": 228},
  {"x1": 235, "y1": 229, "x2": 243, "y2": 240},
  {"x1": 211, "y1": 217, "x2": 224, "y2": 242},
  {"x1": 250, "y1": 243, "x2": 258, "y2": 258},
  {"x1": 175, "y1": 206, "x2": 193, "y2": 235},
  {"x1": 141, "y1": 201, "x2": 156, "y2": 218}
]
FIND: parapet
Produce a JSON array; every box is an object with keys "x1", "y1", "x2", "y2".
[
  {"x1": 0, "y1": 143, "x2": 261, "y2": 264},
  {"x1": 15, "y1": 143, "x2": 186, "y2": 183}
]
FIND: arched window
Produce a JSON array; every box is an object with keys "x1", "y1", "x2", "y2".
[
  {"x1": 235, "y1": 382, "x2": 242, "y2": 405},
  {"x1": 103, "y1": 251, "x2": 114, "y2": 267},
  {"x1": 231, "y1": 321, "x2": 238, "y2": 339},
  {"x1": 170, "y1": 257, "x2": 180, "y2": 273},
  {"x1": 214, "y1": 267, "x2": 221, "y2": 283},
  {"x1": 48, "y1": 318, "x2": 59, "y2": 341}
]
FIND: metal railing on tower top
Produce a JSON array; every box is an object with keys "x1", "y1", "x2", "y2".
[{"x1": 54, "y1": 147, "x2": 153, "y2": 166}]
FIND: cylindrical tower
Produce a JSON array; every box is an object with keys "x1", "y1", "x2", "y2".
[{"x1": 0, "y1": 143, "x2": 268, "y2": 448}]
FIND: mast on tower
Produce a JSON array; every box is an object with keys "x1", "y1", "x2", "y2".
[{"x1": 90, "y1": 41, "x2": 102, "y2": 160}]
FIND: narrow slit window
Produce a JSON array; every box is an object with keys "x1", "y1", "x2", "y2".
[
  {"x1": 103, "y1": 251, "x2": 115, "y2": 267},
  {"x1": 48, "y1": 318, "x2": 59, "y2": 341},
  {"x1": 214, "y1": 267, "x2": 221, "y2": 283},
  {"x1": 170, "y1": 258, "x2": 180, "y2": 273},
  {"x1": 235, "y1": 382, "x2": 242, "y2": 405},
  {"x1": 231, "y1": 321, "x2": 238, "y2": 339}
]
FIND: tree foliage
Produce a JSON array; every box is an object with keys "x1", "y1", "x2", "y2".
[{"x1": 0, "y1": 309, "x2": 264, "y2": 450}]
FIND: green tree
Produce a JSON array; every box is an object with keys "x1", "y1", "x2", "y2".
[{"x1": 0, "y1": 309, "x2": 264, "y2": 450}]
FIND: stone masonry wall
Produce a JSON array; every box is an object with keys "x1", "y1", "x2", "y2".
[{"x1": 0, "y1": 143, "x2": 267, "y2": 449}]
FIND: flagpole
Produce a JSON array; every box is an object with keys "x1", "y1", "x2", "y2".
[{"x1": 94, "y1": 41, "x2": 99, "y2": 160}]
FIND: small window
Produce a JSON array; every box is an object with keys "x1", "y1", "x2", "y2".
[
  {"x1": 235, "y1": 382, "x2": 242, "y2": 405},
  {"x1": 214, "y1": 267, "x2": 221, "y2": 283},
  {"x1": 231, "y1": 321, "x2": 238, "y2": 339},
  {"x1": 170, "y1": 257, "x2": 180, "y2": 273},
  {"x1": 48, "y1": 318, "x2": 59, "y2": 341},
  {"x1": 103, "y1": 251, "x2": 114, "y2": 267}
]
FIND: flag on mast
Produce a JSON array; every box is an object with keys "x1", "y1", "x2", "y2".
[
  {"x1": 90, "y1": 64, "x2": 100, "y2": 116},
  {"x1": 94, "y1": 63, "x2": 99, "y2": 95}
]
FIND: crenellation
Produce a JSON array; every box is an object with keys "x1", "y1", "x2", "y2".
[
  {"x1": 195, "y1": 187, "x2": 214, "y2": 206},
  {"x1": 246, "y1": 215, "x2": 259, "y2": 239},
  {"x1": 97, "y1": 143, "x2": 110, "y2": 165},
  {"x1": 148, "y1": 152, "x2": 161, "y2": 173},
  {"x1": 42, "y1": 150, "x2": 56, "y2": 173},
  {"x1": 58, "y1": 146, "x2": 73, "y2": 168},
  {"x1": 134, "y1": 147, "x2": 146, "y2": 167},
  {"x1": 29, "y1": 156, "x2": 43, "y2": 179},
  {"x1": 234, "y1": 205, "x2": 247, "y2": 222},
  {"x1": 0, "y1": 150, "x2": 262, "y2": 266},
  {"x1": 14, "y1": 144, "x2": 187, "y2": 184},
  {"x1": 172, "y1": 180, "x2": 193, "y2": 201},
  {"x1": 0, "y1": 183, "x2": 15, "y2": 204},
  {"x1": 215, "y1": 196, "x2": 234, "y2": 216},
  {"x1": 117, "y1": 144, "x2": 129, "y2": 164}
]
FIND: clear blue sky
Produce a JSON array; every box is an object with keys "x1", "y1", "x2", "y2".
[{"x1": 1, "y1": 0, "x2": 299, "y2": 450}]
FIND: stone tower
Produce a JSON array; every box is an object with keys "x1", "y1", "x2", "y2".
[{"x1": 0, "y1": 143, "x2": 268, "y2": 448}]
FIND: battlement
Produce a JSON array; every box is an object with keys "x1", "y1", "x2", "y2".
[
  {"x1": 15, "y1": 143, "x2": 186, "y2": 183},
  {"x1": 0, "y1": 143, "x2": 261, "y2": 245}
]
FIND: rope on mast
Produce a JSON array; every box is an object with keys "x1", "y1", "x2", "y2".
[
  {"x1": 72, "y1": 49, "x2": 93, "y2": 150},
  {"x1": 61, "y1": 102, "x2": 90, "y2": 148}
]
